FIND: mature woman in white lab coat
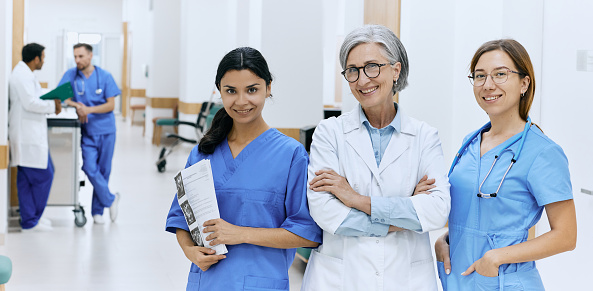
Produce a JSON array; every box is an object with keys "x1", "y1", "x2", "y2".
[{"x1": 301, "y1": 25, "x2": 450, "y2": 291}]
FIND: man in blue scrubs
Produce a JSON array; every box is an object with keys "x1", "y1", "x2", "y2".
[{"x1": 59, "y1": 43, "x2": 120, "y2": 225}]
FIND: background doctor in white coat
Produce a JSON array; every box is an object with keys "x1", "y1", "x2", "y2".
[
  {"x1": 302, "y1": 25, "x2": 450, "y2": 291},
  {"x1": 8, "y1": 43, "x2": 61, "y2": 232}
]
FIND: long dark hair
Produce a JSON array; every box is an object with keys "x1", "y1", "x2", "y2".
[{"x1": 198, "y1": 47, "x2": 273, "y2": 154}]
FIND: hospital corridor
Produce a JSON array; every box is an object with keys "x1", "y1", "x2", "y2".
[{"x1": 1, "y1": 0, "x2": 593, "y2": 290}]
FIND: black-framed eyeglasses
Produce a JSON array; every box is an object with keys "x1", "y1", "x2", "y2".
[
  {"x1": 341, "y1": 63, "x2": 392, "y2": 83},
  {"x1": 468, "y1": 67, "x2": 525, "y2": 87}
]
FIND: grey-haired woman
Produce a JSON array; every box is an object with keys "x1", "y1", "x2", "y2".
[{"x1": 301, "y1": 24, "x2": 450, "y2": 291}]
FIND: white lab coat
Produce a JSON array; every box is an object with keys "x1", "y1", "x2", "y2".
[
  {"x1": 302, "y1": 105, "x2": 451, "y2": 291},
  {"x1": 8, "y1": 61, "x2": 55, "y2": 169}
]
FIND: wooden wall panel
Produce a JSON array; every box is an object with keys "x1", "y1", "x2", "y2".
[
  {"x1": 276, "y1": 128, "x2": 300, "y2": 141},
  {"x1": 130, "y1": 89, "x2": 146, "y2": 97},
  {"x1": 364, "y1": 0, "x2": 400, "y2": 36},
  {"x1": 12, "y1": 0, "x2": 24, "y2": 69},
  {"x1": 178, "y1": 101, "x2": 202, "y2": 115},
  {"x1": 147, "y1": 97, "x2": 178, "y2": 109},
  {"x1": 0, "y1": 145, "x2": 8, "y2": 169}
]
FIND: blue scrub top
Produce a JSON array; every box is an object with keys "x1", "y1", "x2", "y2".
[
  {"x1": 59, "y1": 66, "x2": 120, "y2": 135},
  {"x1": 439, "y1": 125, "x2": 572, "y2": 290},
  {"x1": 166, "y1": 128, "x2": 322, "y2": 291}
]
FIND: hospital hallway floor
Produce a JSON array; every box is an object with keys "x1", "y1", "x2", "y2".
[{"x1": 0, "y1": 116, "x2": 308, "y2": 291}]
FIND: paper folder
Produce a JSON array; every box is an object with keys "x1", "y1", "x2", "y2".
[{"x1": 40, "y1": 82, "x2": 74, "y2": 101}]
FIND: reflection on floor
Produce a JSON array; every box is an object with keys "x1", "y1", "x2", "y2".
[{"x1": 0, "y1": 117, "x2": 306, "y2": 291}]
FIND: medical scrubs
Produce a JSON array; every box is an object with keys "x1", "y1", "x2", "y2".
[
  {"x1": 59, "y1": 66, "x2": 121, "y2": 215},
  {"x1": 17, "y1": 154, "x2": 54, "y2": 229},
  {"x1": 438, "y1": 125, "x2": 572, "y2": 290},
  {"x1": 166, "y1": 128, "x2": 322, "y2": 291}
]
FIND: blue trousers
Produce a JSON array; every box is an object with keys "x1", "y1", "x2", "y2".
[
  {"x1": 17, "y1": 154, "x2": 54, "y2": 229},
  {"x1": 81, "y1": 133, "x2": 116, "y2": 216}
]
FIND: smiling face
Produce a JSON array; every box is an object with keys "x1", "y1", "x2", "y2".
[
  {"x1": 345, "y1": 43, "x2": 400, "y2": 111},
  {"x1": 473, "y1": 50, "x2": 530, "y2": 120},
  {"x1": 219, "y1": 69, "x2": 270, "y2": 127}
]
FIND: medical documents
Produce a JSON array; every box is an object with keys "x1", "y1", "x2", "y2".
[
  {"x1": 40, "y1": 82, "x2": 74, "y2": 101},
  {"x1": 174, "y1": 159, "x2": 228, "y2": 255}
]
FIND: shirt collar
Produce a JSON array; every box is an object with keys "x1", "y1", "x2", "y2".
[{"x1": 359, "y1": 102, "x2": 401, "y2": 132}]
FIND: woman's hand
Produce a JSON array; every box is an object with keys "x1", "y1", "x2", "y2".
[
  {"x1": 309, "y1": 169, "x2": 359, "y2": 208},
  {"x1": 184, "y1": 246, "x2": 226, "y2": 272},
  {"x1": 414, "y1": 175, "x2": 436, "y2": 196},
  {"x1": 177, "y1": 229, "x2": 226, "y2": 271},
  {"x1": 435, "y1": 232, "x2": 451, "y2": 275},
  {"x1": 462, "y1": 250, "x2": 500, "y2": 277},
  {"x1": 203, "y1": 218, "x2": 246, "y2": 246}
]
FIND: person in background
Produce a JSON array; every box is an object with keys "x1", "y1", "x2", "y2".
[
  {"x1": 59, "y1": 43, "x2": 121, "y2": 225},
  {"x1": 8, "y1": 43, "x2": 61, "y2": 232},
  {"x1": 435, "y1": 39, "x2": 577, "y2": 290},
  {"x1": 166, "y1": 47, "x2": 322, "y2": 291},
  {"x1": 301, "y1": 24, "x2": 450, "y2": 291}
]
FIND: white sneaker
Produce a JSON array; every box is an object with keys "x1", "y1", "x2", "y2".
[
  {"x1": 22, "y1": 223, "x2": 53, "y2": 232},
  {"x1": 110, "y1": 192, "x2": 120, "y2": 222},
  {"x1": 39, "y1": 217, "x2": 52, "y2": 226},
  {"x1": 93, "y1": 214, "x2": 105, "y2": 224}
]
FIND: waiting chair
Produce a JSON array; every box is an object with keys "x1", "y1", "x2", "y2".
[
  {"x1": 152, "y1": 105, "x2": 179, "y2": 146},
  {"x1": 0, "y1": 255, "x2": 12, "y2": 291},
  {"x1": 155, "y1": 102, "x2": 222, "y2": 172}
]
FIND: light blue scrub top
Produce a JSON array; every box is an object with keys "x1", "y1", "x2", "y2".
[
  {"x1": 166, "y1": 129, "x2": 322, "y2": 291},
  {"x1": 336, "y1": 103, "x2": 422, "y2": 237},
  {"x1": 438, "y1": 125, "x2": 572, "y2": 291},
  {"x1": 59, "y1": 66, "x2": 120, "y2": 135}
]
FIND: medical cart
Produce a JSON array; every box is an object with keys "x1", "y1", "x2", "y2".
[{"x1": 47, "y1": 107, "x2": 87, "y2": 227}]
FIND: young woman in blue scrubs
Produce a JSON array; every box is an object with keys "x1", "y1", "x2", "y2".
[
  {"x1": 435, "y1": 39, "x2": 577, "y2": 290},
  {"x1": 165, "y1": 47, "x2": 322, "y2": 291}
]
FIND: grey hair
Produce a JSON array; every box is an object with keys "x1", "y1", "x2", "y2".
[{"x1": 339, "y1": 24, "x2": 409, "y2": 93}]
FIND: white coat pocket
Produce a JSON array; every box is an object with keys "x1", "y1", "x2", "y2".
[{"x1": 301, "y1": 249, "x2": 343, "y2": 291}]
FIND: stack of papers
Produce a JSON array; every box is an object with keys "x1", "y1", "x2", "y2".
[{"x1": 175, "y1": 159, "x2": 228, "y2": 255}]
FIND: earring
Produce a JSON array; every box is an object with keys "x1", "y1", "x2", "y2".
[
  {"x1": 395, "y1": 79, "x2": 398, "y2": 85},
  {"x1": 521, "y1": 92, "x2": 525, "y2": 98}
]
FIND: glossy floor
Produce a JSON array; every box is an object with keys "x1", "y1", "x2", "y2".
[{"x1": 0, "y1": 118, "x2": 307, "y2": 291}]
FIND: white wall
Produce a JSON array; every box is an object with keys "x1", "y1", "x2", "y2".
[
  {"x1": 400, "y1": 0, "x2": 544, "y2": 165},
  {"x1": 123, "y1": 0, "x2": 150, "y2": 90},
  {"x1": 25, "y1": 0, "x2": 123, "y2": 88},
  {"x1": 535, "y1": 1, "x2": 593, "y2": 289},
  {"x1": 0, "y1": 0, "x2": 13, "y2": 241},
  {"x1": 143, "y1": 0, "x2": 180, "y2": 140},
  {"x1": 338, "y1": 0, "x2": 365, "y2": 114},
  {"x1": 259, "y1": 0, "x2": 325, "y2": 128},
  {"x1": 176, "y1": 0, "x2": 237, "y2": 139}
]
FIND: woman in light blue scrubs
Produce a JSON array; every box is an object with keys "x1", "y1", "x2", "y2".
[
  {"x1": 435, "y1": 39, "x2": 577, "y2": 290},
  {"x1": 166, "y1": 47, "x2": 322, "y2": 291}
]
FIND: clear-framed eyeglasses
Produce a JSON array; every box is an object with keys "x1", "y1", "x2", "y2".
[
  {"x1": 341, "y1": 63, "x2": 392, "y2": 83},
  {"x1": 468, "y1": 67, "x2": 525, "y2": 87}
]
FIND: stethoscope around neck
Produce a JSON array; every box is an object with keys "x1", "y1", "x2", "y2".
[
  {"x1": 74, "y1": 65, "x2": 103, "y2": 95},
  {"x1": 448, "y1": 117, "x2": 532, "y2": 198}
]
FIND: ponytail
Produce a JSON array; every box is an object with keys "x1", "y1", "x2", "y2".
[{"x1": 198, "y1": 108, "x2": 233, "y2": 154}]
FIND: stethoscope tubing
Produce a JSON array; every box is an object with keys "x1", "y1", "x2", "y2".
[
  {"x1": 449, "y1": 117, "x2": 532, "y2": 198},
  {"x1": 74, "y1": 65, "x2": 102, "y2": 95}
]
